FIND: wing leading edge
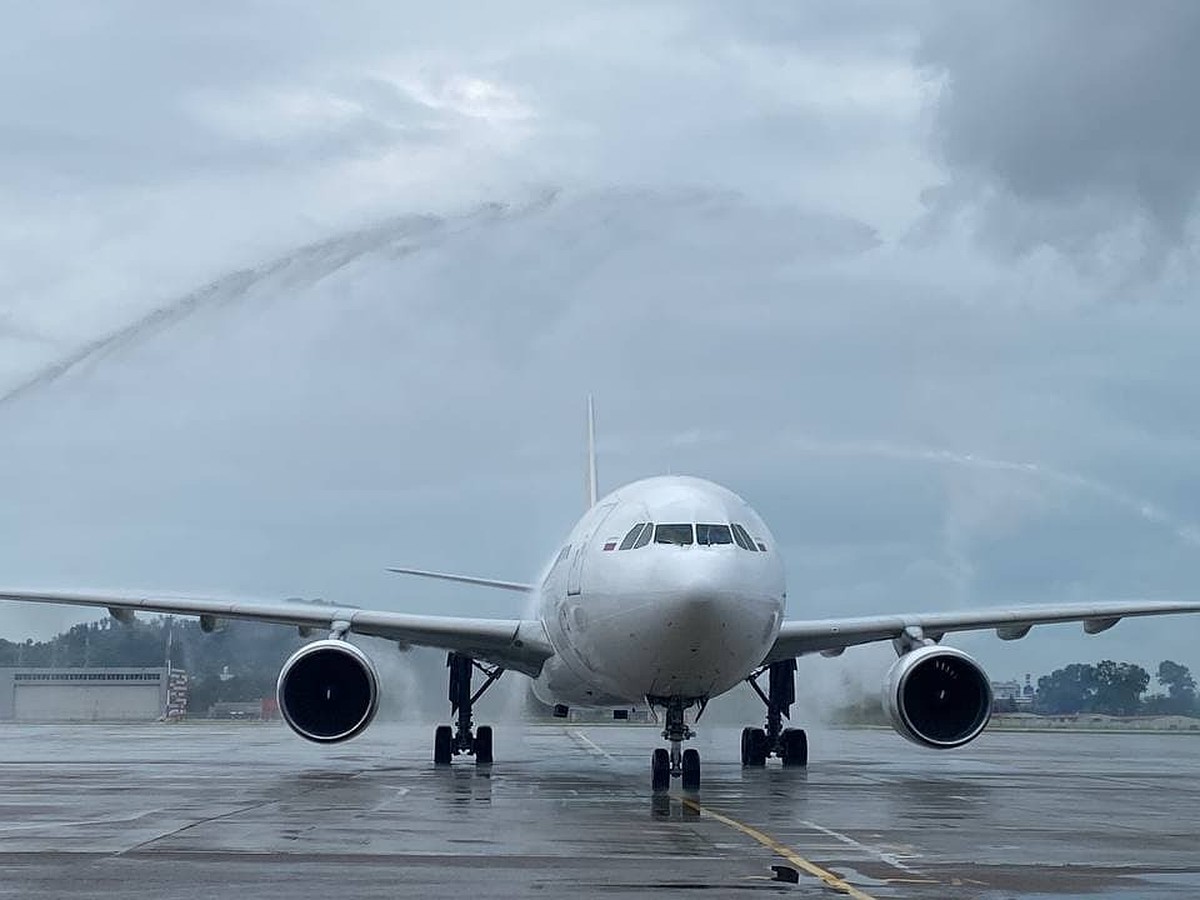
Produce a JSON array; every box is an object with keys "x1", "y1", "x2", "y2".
[
  {"x1": 0, "y1": 590, "x2": 554, "y2": 677},
  {"x1": 764, "y1": 599, "x2": 1200, "y2": 664}
]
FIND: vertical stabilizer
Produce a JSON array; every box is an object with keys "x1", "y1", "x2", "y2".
[{"x1": 586, "y1": 395, "x2": 599, "y2": 510}]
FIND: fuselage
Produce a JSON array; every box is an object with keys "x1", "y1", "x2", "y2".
[{"x1": 531, "y1": 476, "x2": 786, "y2": 708}]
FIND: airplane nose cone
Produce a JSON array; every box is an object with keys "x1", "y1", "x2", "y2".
[
  {"x1": 661, "y1": 588, "x2": 739, "y2": 635},
  {"x1": 650, "y1": 605, "x2": 720, "y2": 671},
  {"x1": 624, "y1": 554, "x2": 782, "y2": 699}
]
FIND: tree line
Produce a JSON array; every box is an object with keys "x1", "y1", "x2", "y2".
[{"x1": 1032, "y1": 659, "x2": 1197, "y2": 717}]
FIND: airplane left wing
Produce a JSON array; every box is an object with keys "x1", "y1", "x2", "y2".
[
  {"x1": 764, "y1": 599, "x2": 1200, "y2": 664},
  {"x1": 0, "y1": 589, "x2": 555, "y2": 677}
]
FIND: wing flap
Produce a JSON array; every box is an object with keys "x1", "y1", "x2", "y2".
[
  {"x1": 765, "y1": 599, "x2": 1200, "y2": 664},
  {"x1": 0, "y1": 590, "x2": 554, "y2": 677}
]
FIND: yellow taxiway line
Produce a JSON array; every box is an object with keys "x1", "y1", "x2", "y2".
[{"x1": 680, "y1": 797, "x2": 880, "y2": 900}]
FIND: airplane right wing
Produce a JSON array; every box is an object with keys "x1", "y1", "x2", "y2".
[
  {"x1": 0, "y1": 589, "x2": 555, "y2": 676},
  {"x1": 763, "y1": 599, "x2": 1200, "y2": 664}
]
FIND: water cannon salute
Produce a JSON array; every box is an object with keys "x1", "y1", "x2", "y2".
[{"x1": 4, "y1": 3, "x2": 1200, "y2": 895}]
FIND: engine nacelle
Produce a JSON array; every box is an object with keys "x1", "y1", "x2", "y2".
[
  {"x1": 277, "y1": 639, "x2": 379, "y2": 743},
  {"x1": 883, "y1": 645, "x2": 992, "y2": 749}
]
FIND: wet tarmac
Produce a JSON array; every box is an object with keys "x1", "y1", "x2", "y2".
[{"x1": 0, "y1": 721, "x2": 1197, "y2": 898}]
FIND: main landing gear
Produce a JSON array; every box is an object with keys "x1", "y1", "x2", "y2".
[
  {"x1": 742, "y1": 659, "x2": 808, "y2": 768},
  {"x1": 434, "y1": 652, "x2": 503, "y2": 766},
  {"x1": 649, "y1": 697, "x2": 702, "y2": 793}
]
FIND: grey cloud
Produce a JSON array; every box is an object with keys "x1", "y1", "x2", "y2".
[
  {"x1": 916, "y1": 2, "x2": 1200, "y2": 268},
  {"x1": 0, "y1": 3, "x2": 558, "y2": 190},
  {"x1": 2, "y1": 2, "x2": 910, "y2": 375}
]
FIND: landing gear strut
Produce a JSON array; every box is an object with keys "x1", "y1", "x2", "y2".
[
  {"x1": 742, "y1": 659, "x2": 807, "y2": 767},
  {"x1": 434, "y1": 652, "x2": 503, "y2": 766},
  {"x1": 649, "y1": 697, "x2": 702, "y2": 792}
]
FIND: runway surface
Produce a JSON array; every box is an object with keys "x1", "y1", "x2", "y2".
[{"x1": 0, "y1": 721, "x2": 1197, "y2": 898}]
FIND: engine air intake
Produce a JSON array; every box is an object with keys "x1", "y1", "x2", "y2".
[
  {"x1": 276, "y1": 639, "x2": 379, "y2": 743},
  {"x1": 884, "y1": 645, "x2": 992, "y2": 749}
]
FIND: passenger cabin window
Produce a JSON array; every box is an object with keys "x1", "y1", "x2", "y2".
[
  {"x1": 632, "y1": 522, "x2": 654, "y2": 548},
  {"x1": 618, "y1": 524, "x2": 645, "y2": 551},
  {"x1": 696, "y1": 524, "x2": 733, "y2": 545},
  {"x1": 731, "y1": 523, "x2": 758, "y2": 551},
  {"x1": 654, "y1": 523, "x2": 694, "y2": 545}
]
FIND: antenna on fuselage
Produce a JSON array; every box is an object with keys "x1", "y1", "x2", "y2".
[{"x1": 586, "y1": 395, "x2": 598, "y2": 510}]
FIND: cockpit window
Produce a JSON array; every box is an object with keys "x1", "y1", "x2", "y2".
[
  {"x1": 654, "y1": 523, "x2": 694, "y2": 545},
  {"x1": 731, "y1": 523, "x2": 758, "y2": 551},
  {"x1": 632, "y1": 522, "x2": 654, "y2": 548},
  {"x1": 618, "y1": 523, "x2": 645, "y2": 551},
  {"x1": 696, "y1": 524, "x2": 733, "y2": 545}
]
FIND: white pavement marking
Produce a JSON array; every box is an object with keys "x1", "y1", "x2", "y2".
[
  {"x1": 799, "y1": 819, "x2": 920, "y2": 872},
  {"x1": 369, "y1": 787, "x2": 411, "y2": 811},
  {"x1": 566, "y1": 729, "x2": 614, "y2": 760}
]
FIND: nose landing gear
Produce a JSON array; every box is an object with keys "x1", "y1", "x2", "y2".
[
  {"x1": 649, "y1": 697, "x2": 703, "y2": 792},
  {"x1": 743, "y1": 659, "x2": 808, "y2": 767},
  {"x1": 434, "y1": 652, "x2": 503, "y2": 766}
]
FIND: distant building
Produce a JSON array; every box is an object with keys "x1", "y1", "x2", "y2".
[
  {"x1": 991, "y1": 675, "x2": 1035, "y2": 711},
  {"x1": 1021, "y1": 673, "x2": 1036, "y2": 708},
  {"x1": 0, "y1": 667, "x2": 187, "y2": 722}
]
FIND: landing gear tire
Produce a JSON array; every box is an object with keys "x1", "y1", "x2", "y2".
[
  {"x1": 780, "y1": 728, "x2": 808, "y2": 768},
  {"x1": 741, "y1": 727, "x2": 768, "y2": 767},
  {"x1": 475, "y1": 725, "x2": 494, "y2": 765},
  {"x1": 651, "y1": 748, "x2": 670, "y2": 793},
  {"x1": 434, "y1": 725, "x2": 453, "y2": 765},
  {"x1": 745, "y1": 659, "x2": 805, "y2": 767},
  {"x1": 681, "y1": 748, "x2": 701, "y2": 791}
]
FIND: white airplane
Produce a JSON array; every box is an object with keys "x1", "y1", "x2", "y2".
[{"x1": 3, "y1": 400, "x2": 1199, "y2": 792}]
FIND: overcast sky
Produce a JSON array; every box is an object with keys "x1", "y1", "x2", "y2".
[{"x1": 2, "y1": 2, "x2": 1199, "y2": 688}]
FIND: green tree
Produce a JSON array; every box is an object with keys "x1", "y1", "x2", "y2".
[
  {"x1": 1035, "y1": 663, "x2": 1097, "y2": 714},
  {"x1": 1092, "y1": 660, "x2": 1150, "y2": 716},
  {"x1": 1156, "y1": 660, "x2": 1197, "y2": 715}
]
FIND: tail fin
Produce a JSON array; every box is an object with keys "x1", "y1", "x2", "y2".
[{"x1": 586, "y1": 395, "x2": 598, "y2": 510}]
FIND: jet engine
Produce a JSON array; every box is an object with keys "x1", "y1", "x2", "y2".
[
  {"x1": 883, "y1": 645, "x2": 992, "y2": 749},
  {"x1": 277, "y1": 639, "x2": 379, "y2": 743}
]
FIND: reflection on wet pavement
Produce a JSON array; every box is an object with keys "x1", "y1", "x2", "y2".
[{"x1": 0, "y1": 722, "x2": 1196, "y2": 898}]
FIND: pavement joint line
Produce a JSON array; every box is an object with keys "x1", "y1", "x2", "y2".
[
  {"x1": 108, "y1": 790, "x2": 315, "y2": 858},
  {"x1": 679, "y1": 798, "x2": 879, "y2": 900}
]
